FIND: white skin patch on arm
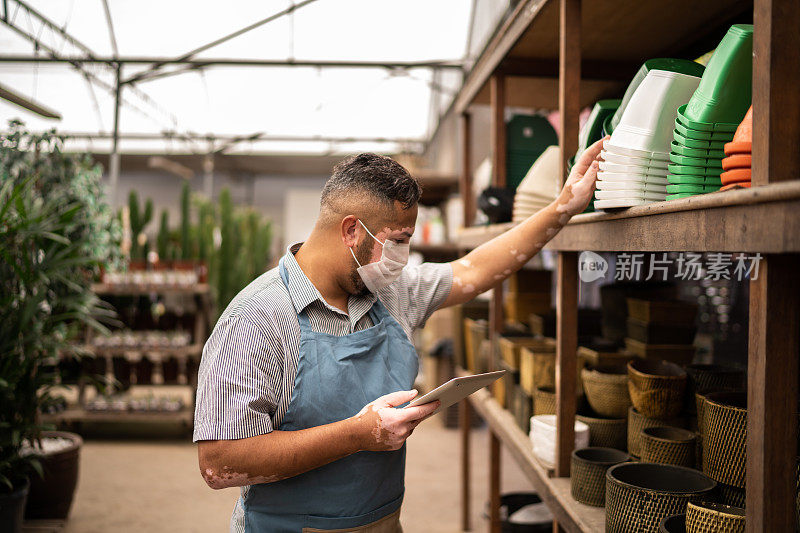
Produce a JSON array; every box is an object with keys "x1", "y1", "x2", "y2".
[
  {"x1": 463, "y1": 284, "x2": 475, "y2": 293},
  {"x1": 516, "y1": 254, "x2": 527, "y2": 262},
  {"x1": 458, "y1": 259, "x2": 473, "y2": 268}
]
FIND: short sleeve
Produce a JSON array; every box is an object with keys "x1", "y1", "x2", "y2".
[
  {"x1": 396, "y1": 262, "x2": 453, "y2": 331},
  {"x1": 193, "y1": 316, "x2": 280, "y2": 442}
]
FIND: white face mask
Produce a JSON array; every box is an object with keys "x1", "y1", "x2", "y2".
[{"x1": 349, "y1": 220, "x2": 409, "y2": 293}]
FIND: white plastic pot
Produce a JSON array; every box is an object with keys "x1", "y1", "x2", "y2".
[
  {"x1": 516, "y1": 146, "x2": 561, "y2": 199},
  {"x1": 596, "y1": 179, "x2": 668, "y2": 192},
  {"x1": 601, "y1": 150, "x2": 669, "y2": 169},
  {"x1": 529, "y1": 415, "x2": 590, "y2": 469},
  {"x1": 599, "y1": 161, "x2": 669, "y2": 176},
  {"x1": 595, "y1": 189, "x2": 666, "y2": 201},
  {"x1": 594, "y1": 198, "x2": 653, "y2": 209},
  {"x1": 609, "y1": 69, "x2": 702, "y2": 156},
  {"x1": 597, "y1": 171, "x2": 669, "y2": 184},
  {"x1": 603, "y1": 139, "x2": 670, "y2": 162}
]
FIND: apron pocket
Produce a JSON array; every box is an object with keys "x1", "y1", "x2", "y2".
[{"x1": 301, "y1": 494, "x2": 403, "y2": 532}]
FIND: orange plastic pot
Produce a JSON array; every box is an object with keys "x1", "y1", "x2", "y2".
[
  {"x1": 721, "y1": 183, "x2": 751, "y2": 191},
  {"x1": 721, "y1": 168, "x2": 752, "y2": 185},
  {"x1": 732, "y1": 106, "x2": 752, "y2": 143},
  {"x1": 724, "y1": 141, "x2": 751, "y2": 155},
  {"x1": 721, "y1": 154, "x2": 751, "y2": 171}
]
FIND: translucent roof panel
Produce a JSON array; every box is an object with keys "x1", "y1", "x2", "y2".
[{"x1": 0, "y1": 0, "x2": 487, "y2": 156}]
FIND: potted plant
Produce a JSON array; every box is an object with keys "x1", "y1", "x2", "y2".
[{"x1": 0, "y1": 121, "x2": 120, "y2": 530}]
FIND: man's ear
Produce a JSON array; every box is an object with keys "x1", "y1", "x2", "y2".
[{"x1": 341, "y1": 215, "x2": 360, "y2": 248}]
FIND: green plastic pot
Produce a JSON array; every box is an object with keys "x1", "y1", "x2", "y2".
[
  {"x1": 609, "y1": 58, "x2": 705, "y2": 133},
  {"x1": 674, "y1": 120, "x2": 735, "y2": 142},
  {"x1": 683, "y1": 24, "x2": 753, "y2": 127},
  {"x1": 667, "y1": 193, "x2": 699, "y2": 200},
  {"x1": 670, "y1": 141, "x2": 725, "y2": 159},
  {"x1": 668, "y1": 163, "x2": 723, "y2": 177},
  {"x1": 667, "y1": 174, "x2": 722, "y2": 185},
  {"x1": 667, "y1": 184, "x2": 721, "y2": 194},
  {"x1": 677, "y1": 105, "x2": 738, "y2": 132},
  {"x1": 669, "y1": 152, "x2": 723, "y2": 168},
  {"x1": 673, "y1": 131, "x2": 727, "y2": 150}
]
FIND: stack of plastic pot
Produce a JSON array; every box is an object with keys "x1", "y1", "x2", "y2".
[
  {"x1": 512, "y1": 145, "x2": 560, "y2": 222},
  {"x1": 721, "y1": 106, "x2": 753, "y2": 190},
  {"x1": 506, "y1": 114, "x2": 559, "y2": 192},
  {"x1": 594, "y1": 68, "x2": 702, "y2": 210},
  {"x1": 667, "y1": 24, "x2": 753, "y2": 200},
  {"x1": 570, "y1": 99, "x2": 621, "y2": 212},
  {"x1": 604, "y1": 59, "x2": 705, "y2": 138}
]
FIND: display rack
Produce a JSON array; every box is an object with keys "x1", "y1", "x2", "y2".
[
  {"x1": 451, "y1": 1, "x2": 798, "y2": 532},
  {"x1": 45, "y1": 283, "x2": 211, "y2": 430}
]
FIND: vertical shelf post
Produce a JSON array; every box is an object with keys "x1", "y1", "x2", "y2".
[
  {"x1": 460, "y1": 112, "x2": 475, "y2": 228},
  {"x1": 747, "y1": 1, "x2": 800, "y2": 529},
  {"x1": 488, "y1": 72, "x2": 506, "y2": 533},
  {"x1": 555, "y1": 0, "x2": 581, "y2": 479}
]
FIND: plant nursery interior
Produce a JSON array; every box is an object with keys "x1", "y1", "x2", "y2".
[{"x1": 2, "y1": 1, "x2": 798, "y2": 532}]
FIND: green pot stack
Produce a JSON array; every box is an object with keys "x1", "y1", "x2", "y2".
[
  {"x1": 667, "y1": 24, "x2": 753, "y2": 200},
  {"x1": 505, "y1": 114, "x2": 558, "y2": 192}
]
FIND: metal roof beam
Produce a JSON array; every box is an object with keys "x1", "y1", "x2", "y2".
[{"x1": 121, "y1": 0, "x2": 321, "y2": 85}]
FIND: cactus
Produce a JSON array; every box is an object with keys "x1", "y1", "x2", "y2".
[
  {"x1": 128, "y1": 191, "x2": 153, "y2": 259},
  {"x1": 217, "y1": 188, "x2": 234, "y2": 310},
  {"x1": 180, "y1": 181, "x2": 192, "y2": 259},
  {"x1": 157, "y1": 209, "x2": 170, "y2": 261}
]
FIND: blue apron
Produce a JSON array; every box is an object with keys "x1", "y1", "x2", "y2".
[{"x1": 242, "y1": 256, "x2": 419, "y2": 532}]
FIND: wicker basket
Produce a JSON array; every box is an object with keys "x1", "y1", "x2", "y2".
[
  {"x1": 716, "y1": 482, "x2": 746, "y2": 509},
  {"x1": 659, "y1": 514, "x2": 687, "y2": 533},
  {"x1": 519, "y1": 339, "x2": 557, "y2": 395},
  {"x1": 685, "y1": 364, "x2": 745, "y2": 395},
  {"x1": 628, "y1": 407, "x2": 684, "y2": 458},
  {"x1": 576, "y1": 413, "x2": 627, "y2": 451},
  {"x1": 578, "y1": 346, "x2": 636, "y2": 367},
  {"x1": 534, "y1": 386, "x2": 556, "y2": 416},
  {"x1": 511, "y1": 385, "x2": 534, "y2": 434},
  {"x1": 628, "y1": 359, "x2": 687, "y2": 419},
  {"x1": 463, "y1": 318, "x2": 487, "y2": 373},
  {"x1": 605, "y1": 462, "x2": 716, "y2": 533},
  {"x1": 686, "y1": 502, "x2": 745, "y2": 533},
  {"x1": 570, "y1": 447, "x2": 629, "y2": 507},
  {"x1": 702, "y1": 391, "x2": 747, "y2": 488},
  {"x1": 582, "y1": 364, "x2": 631, "y2": 418},
  {"x1": 499, "y1": 336, "x2": 552, "y2": 369},
  {"x1": 640, "y1": 426, "x2": 697, "y2": 468}
]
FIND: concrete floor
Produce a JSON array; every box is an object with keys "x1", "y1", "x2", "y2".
[{"x1": 64, "y1": 417, "x2": 533, "y2": 532}]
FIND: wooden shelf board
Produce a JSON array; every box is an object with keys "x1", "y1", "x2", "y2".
[
  {"x1": 462, "y1": 377, "x2": 605, "y2": 533},
  {"x1": 92, "y1": 283, "x2": 210, "y2": 296},
  {"x1": 75, "y1": 343, "x2": 203, "y2": 359},
  {"x1": 456, "y1": 0, "x2": 750, "y2": 113},
  {"x1": 42, "y1": 407, "x2": 193, "y2": 425},
  {"x1": 456, "y1": 182, "x2": 800, "y2": 252}
]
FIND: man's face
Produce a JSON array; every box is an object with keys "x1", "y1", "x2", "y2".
[{"x1": 348, "y1": 202, "x2": 417, "y2": 296}]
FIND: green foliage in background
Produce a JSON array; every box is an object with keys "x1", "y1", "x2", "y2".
[
  {"x1": 0, "y1": 121, "x2": 120, "y2": 492},
  {"x1": 157, "y1": 209, "x2": 170, "y2": 260},
  {"x1": 180, "y1": 181, "x2": 192, "y2": 260},
  {"x1": 128, "y1": 190, "x2": 152, "y2": 260}
]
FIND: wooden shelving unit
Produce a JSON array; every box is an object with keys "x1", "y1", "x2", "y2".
[
  {"x1": 452, "y1": 1, "x2": 799, "y2": 532},
  {"x1": 50, "y1": 283, "x2": 211, "y2": 430}
]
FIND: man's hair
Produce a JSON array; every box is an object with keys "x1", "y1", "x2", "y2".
[{"x1": 321, "y1": 153, "x2": 422, "y2": 211}]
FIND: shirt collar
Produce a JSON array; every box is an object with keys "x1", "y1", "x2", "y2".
[{"x1": 283, "y1": 242, "x2": 376, "y2": 317}]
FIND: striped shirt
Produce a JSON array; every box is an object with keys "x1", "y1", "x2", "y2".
[{"x1": 193, "y1": 243, "x2": 453, "y2": 531}]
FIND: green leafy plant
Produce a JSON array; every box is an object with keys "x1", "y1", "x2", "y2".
[
  {"x1": 128, "y1": 191, "x2": 152, "y2": 260},
  {"x1": 180, "y1": 181, "x2": 192, "y2": 259},
  {"x1": 157, "y1": 209, "x2": 170, "y2": 261},
  {"x1": 0, "y1": 121, "x2": 120, "y2": 492}
]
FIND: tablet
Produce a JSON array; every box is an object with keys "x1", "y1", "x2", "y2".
[{"x1": 406, "y1": 370, "x2": 507, "y2": 415}]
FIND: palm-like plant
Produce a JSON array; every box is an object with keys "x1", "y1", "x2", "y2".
[{"x1": 0, "y1": 121, "x2": 120, "y2": 492}]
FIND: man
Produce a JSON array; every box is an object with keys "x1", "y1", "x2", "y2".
[{"x1": 194, "y1": 140, "x2": 604, "y2": 532}]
